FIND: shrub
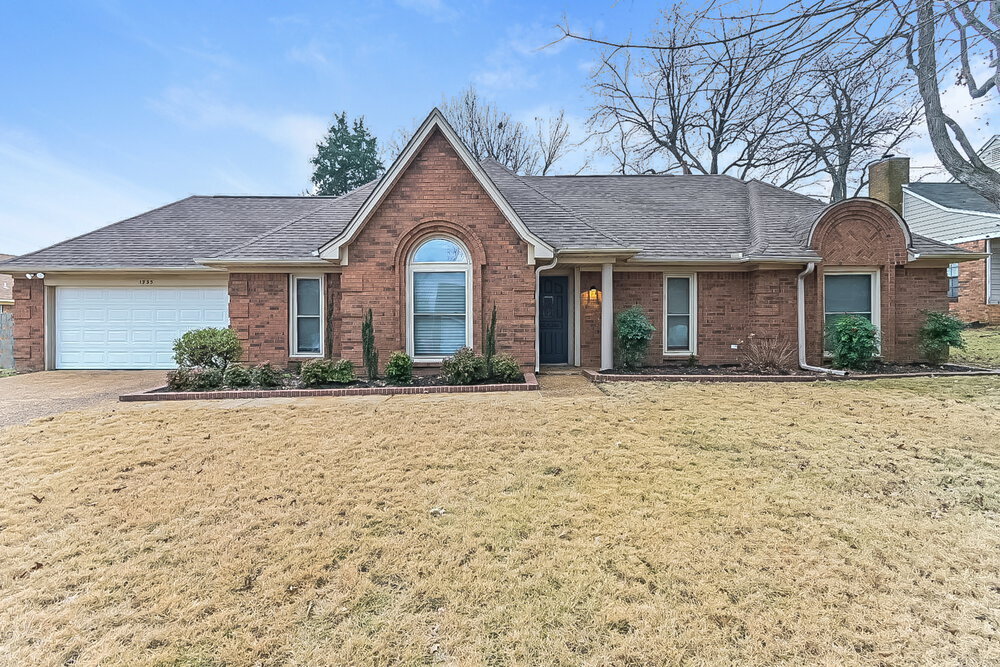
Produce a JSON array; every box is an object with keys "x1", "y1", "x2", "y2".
[
  {"x1": 362, "y1": 308, "x2": 378, "y2": 382},
  {"x1": 384, "y1": 351, "x2": 413, "y2": 385},
  {"x1": 739, "y1": 333, "x2": 795, "y2": 373},
  {"x1": 482, "y1": 304, "x2": 497, "y2": 375},
  {"x1": 827, "y1": 315, "x2": 880, "y2": 370},
  {"x1": 166, "y1": 367, "x2": 192, "y2": 391},
  {"x1": 173, "y1": 327, "x2": 242, "y2": 372},
  {"x1": 187, "y1": 367, "x2": 224, "y2": 391},
  {"x1": 251, "y1": 362, "x2": 284, "y2": 388},
  {"x1": 300, "y1": 358, "x2": 355, "y2": 387},
  {"x1": 919, "y1": 311, "x2": 966, "y2": 364},
  {"x1": 490, "y1": 353, "x2": 523, "y2": 383},
  {"x1": 223, "y1": 364, "x2": 254, "y2": 388},
  {"x1": 615, "y1": 306, "x2": 655, "y2": 370},
  {"x1": 441, "y1": 347, "x2": 488, "y2": 385}
]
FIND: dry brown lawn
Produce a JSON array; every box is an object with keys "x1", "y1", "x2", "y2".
[
  {"x1": 952, "y1": 325, "x2": 1000, "y2": 368},
  {"x1": 2, "y1": 376, "x2": 1000, "y2": 665}
]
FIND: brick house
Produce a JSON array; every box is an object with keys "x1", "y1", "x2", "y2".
[
  {"x1": 0, "y1": 110, "x2": 982, "y2": 373},
  {"x1": 883, "y1": 136, "x2": 1000, "y2": 324}
]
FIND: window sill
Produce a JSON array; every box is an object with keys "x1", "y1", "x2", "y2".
[{"x1": 663, "y1": 351, "x2": 695, "y2": 357}]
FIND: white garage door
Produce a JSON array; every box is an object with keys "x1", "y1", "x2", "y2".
[{"x1": 55, "y1": 286, "x2": 230, "y2": 369}]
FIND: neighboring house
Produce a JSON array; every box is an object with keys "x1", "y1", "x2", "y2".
[
  {"x1": 891, "y1": 136, "x2": 1000, "y2": 324},
  {"x1": 0, "y1": 254, "x2": 15, "y2": 313},
  {"x1": 0, "y1": 109, "x2": 981, "y2": 373}
]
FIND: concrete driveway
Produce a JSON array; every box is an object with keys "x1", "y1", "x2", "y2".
[{"x1": 0, "y1": 370, "x2": 164, "y2": 429}]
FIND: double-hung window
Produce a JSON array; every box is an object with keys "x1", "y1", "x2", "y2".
[
  {"x1": 408, "y1": 237, "x2": 471, "y2": 359},
  {"x1": 824, "y1": 270, "x2": 880, "y2": 351},
  {"x1": 292, "y1": 276, "x2": 323, "y2": 356},
  {"x1": 947, "y1": 263, "x2": 960, "y2": 298},
  {"x1": 663, "y1": 274, "x2": 697, "y2": 355}
]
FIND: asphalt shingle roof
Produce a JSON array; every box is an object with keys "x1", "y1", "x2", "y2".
[
  {"x1": 906, "y1": 182, "x2": 1000, "y2": 216},
  {"x1": 0, "y1": 165, "x2": 975, "y2": 272}
]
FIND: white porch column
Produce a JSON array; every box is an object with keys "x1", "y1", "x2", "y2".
[{"x1": 600, "y1": 262, "x2": 614, "y2": 371}]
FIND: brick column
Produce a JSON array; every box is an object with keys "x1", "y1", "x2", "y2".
[{"x1": 13, "y1": 277, "x2": 45, "y2": 371}]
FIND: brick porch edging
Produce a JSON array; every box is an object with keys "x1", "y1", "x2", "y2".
[
  {"x1": 120, "y1": 372, "x2": 538, "y2": 402},
  {"x1": 582, "y1": 369, "x2": 1000, "y2": 384}
]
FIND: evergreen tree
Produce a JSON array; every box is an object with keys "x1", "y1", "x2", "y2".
[{"x1": 310, "y1": 112, "x2": 384, "y2": 196}]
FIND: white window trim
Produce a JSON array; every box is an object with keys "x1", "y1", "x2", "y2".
[
  {"x1": 662, "y1": 273, "x2": 698, "y2": 357},
  {"x1": 406, "y1": 236, "x2": 473, "y2": 362},
  {"x1": 823, "y1": 267, "x2": 881, "y2": 354},
  {"x1": 290, "y1": 275, "x2": 324, "y2": 358},
  {"x1": 947, "y1": 262, "x2": 960, "y2": 299},
  {"x1": 988, "y1": 239, "x2": 996, "y2": 304}
]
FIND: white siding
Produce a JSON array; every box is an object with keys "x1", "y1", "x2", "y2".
[
  {"x1": 990, "y1": 240, "x2": 1000, "y2": 304},
  {"x1": 903, "y1": 190, "x2": 1000, "y2": 243}
]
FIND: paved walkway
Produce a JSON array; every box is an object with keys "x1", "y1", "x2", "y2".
[{"x1": 0, "y1": 370, "x2": 164, "y2": 429}]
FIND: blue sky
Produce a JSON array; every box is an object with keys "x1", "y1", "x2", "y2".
[{"x1": 0, "y1": 0, "x2": 988, "y2": 255}]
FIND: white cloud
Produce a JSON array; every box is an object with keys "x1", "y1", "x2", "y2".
[
  {"x1": 473, "y1": 24, "x2": 563, "y2": 92},
  {"x1": 150, "y1": 86, "x2": 327, "y2": 166},
  {"x1": 0, "y1": 129, "x2": 166, "y2": 256},
  {"x1": 394, "y1": 0, "x2": 459, "y2": 22},
  {"x1": 287, "y1": 39, "x2": 330, "y2": 69}
]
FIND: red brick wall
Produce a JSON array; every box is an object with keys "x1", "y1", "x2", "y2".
[
  {"x1": 895, "y1": 266, "x2": 950, "y2": 361},
  {"x1": 579, "y1": 270, "x2": 788, "y2": 368},
  {"x1": 228, "y1": 273, "x2": 290, "y2": 365},
  {"x1": 337, "y1": 129, "x2": 536, "y2": 368},
  {"x1": 949, "y1": 240, "x2": 1000, "y2": 324},
  {"x1": 12, "y1": 278, "x2": 45, "y2": 371},
  {"x1": 614, "y1": 272, "x2": 664, "y2": 365},
  {"x1": 580, "y1": 271, "x2": 601, "y2": 367},
  {"x1": 807, "y1": 199, "x2": 949, "y2": 364},
  {"x1": 748, "y1": 269, "x2": 799, "y2": 357},
  {"x1": 697, "y1": 272, "x2": 750, "y2": 364}
]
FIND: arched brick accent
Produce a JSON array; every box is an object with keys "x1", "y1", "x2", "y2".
[
  {"x1": 392, "y1": 220, "x2": 487, "y2": 270},
  {"x1": 811, "y1": 199, "x2": 909, "y2": 266},
  {"x1": 800, "y1": 198, "x2": 949, "y2": 364}
]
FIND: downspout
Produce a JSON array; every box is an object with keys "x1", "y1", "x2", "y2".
[
  {"x1": 797, "y1": 262, "x2": 847, "y2": 376},
  {"x1": 534, "y1": 255, "x2": 559, "y2": 373}
]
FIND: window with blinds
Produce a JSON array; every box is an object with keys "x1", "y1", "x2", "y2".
[
  {"x1": 293, "y1": 277, "x2": 322, "y2": 356},
  {"x1": 663, "y1": 274, "x2": 697, "y2": 354},
  {"x1": 409, "y1": 237, "x2": 470, "y2": 358}
]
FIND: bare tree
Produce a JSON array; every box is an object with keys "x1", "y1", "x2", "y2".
[
  {"x1": 784, "y1": 52, "x2": 923, "y2": 200},
  {"x1": 907, "y1": 0, "x2": 1000, "y2": 205},
  {"x1": 534, "y1": 110, "x2": 574, "y2": 175},
  {"x1": 588, "y1": 12, "x2": 821, "y2": 186},
  {"x1": 386, "y1": 86, "x2": 577, "y2": 175},
  {"x1": 441, "y1": 86, "x2": 539, "y2": 174},
  {"x1": 557, "y1": 0, "x2": 1000, "y2": 207}
]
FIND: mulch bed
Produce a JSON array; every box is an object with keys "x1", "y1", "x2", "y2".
[
  {"x1": 610, "y1": 362, "x2": 989, "y2": 377},
  {"x1": 587, "y1": 362, "x2": 1000, "y2": 384},
  {"x1": 121, "y1": 373, "x2": 538, "y2": 402},
  {"x1": 611, "y1": 364, "x2": 813, "y2": 376},
  {"x1": 149, "y1": 373, "x2": 481, "y2": 393}
]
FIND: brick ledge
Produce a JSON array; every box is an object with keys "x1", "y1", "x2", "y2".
[
  {"x1": 583, "y1": 369, "x2": 1000, "y2": 383},
  {"x1": 120, "y1": 373, "x2": 538, "y2": 402}
]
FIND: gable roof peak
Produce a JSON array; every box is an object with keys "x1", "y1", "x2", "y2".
[{"x1": 315, "y1": 108, "x2": 554, "y2": 264}]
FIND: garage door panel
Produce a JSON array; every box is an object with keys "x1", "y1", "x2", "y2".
[{"x1": 56, "y1": 286, "x2": 230, "y2": 369}]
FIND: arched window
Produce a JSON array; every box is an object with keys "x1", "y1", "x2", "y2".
[{"x1": 407, "y1": 236, "x2": 471, "y2": 358}]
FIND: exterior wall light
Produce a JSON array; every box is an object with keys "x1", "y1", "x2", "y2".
[{"x1": 585, "y1": 285, "x2": 601, "y2": 303}]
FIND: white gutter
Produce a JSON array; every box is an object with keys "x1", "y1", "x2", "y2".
[
  {"x1": 797, "y1": 262, "x2": 847, "y2": 376},
  {"x1": 534, "y1": 255, "x2": 559, "y2": 372}
]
